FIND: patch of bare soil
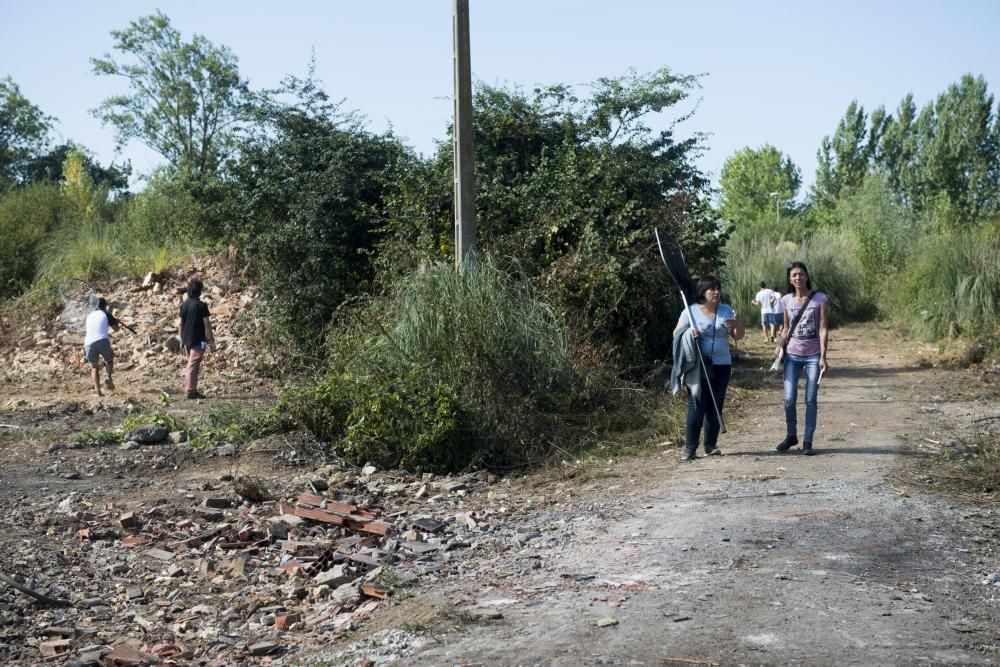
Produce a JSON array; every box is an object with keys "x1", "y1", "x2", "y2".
[{"x1": 1, "y1": 319, "x2": 998, "y2": 666}]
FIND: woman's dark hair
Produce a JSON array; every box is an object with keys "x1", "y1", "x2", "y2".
[
  {"x1": 785, "y1": 261, "x2": 812, "y2": 294},
  {"x1": 187, "y1": 279, "x2": 204, "y2": 299},
  {"x1": 694, "y1": 275, "x2": 722, "y2": 304},
  {"x1": 97, "y1": 297, "x2": 107, "y2": 310}
]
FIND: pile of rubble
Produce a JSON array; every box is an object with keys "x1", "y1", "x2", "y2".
[
  {"x1": 1, "y1": 257, "x2": 267, "y2": 397},
  {"x1": 0, "y1": 440, "x2": 563, "y2": 665}
]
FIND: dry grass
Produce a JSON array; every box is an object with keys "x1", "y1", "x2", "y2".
[
  {"x1": 907, "y1": 422, "x2": 1000, "y2": 504},
  {"x1": 234, "y1": 475, "x2": 271, "y2": 503}
]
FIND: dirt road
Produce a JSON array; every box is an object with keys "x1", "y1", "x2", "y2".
[
  {"x1": 371, "y1": 327, "x2": 1000, "y2": 666},
  {"x1": 2, "y1": 325, "x2": 998, "y2": 666}
]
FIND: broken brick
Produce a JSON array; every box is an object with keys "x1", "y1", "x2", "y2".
[
  {"x1": 275, "y1": 613, "x2": 300, "y2": 630},
  {"x1": 38, "y1": 639, "x2": 72, "y2": 657},
  {"x1": 360, "y1": 585, "x2": 389, "y2": 600},
  {"x1": 121, "y1": 534, "x2": 151, "y2": 548}
]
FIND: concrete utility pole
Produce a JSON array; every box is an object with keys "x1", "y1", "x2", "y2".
[{"x1": 452, "y1": 0, "x2": 476, "y2": 267}]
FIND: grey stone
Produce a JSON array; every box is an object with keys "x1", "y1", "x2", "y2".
[{"x1": 127, "y1": 424, "x2": 170, "y2": 444}]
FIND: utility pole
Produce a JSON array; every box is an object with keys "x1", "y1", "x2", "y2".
[{"x1": 452, "y1": 0, "x2": 476, "y2": 267}]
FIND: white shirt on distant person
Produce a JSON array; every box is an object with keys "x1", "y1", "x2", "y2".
[
  {"x1": 84, "y1": 309, "x2": 110, "y2": 346},
  {"x1": 754, "y1": 288, "x2": 778, "y2": 315}
]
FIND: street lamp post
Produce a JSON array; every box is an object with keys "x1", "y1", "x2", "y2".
[{"x1": 769, "y1": 191, "x2": 780, "y2": 226}]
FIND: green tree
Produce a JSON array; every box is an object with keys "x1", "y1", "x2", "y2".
[
  {"x1": 224, "y1": 73, "x2": 411, "y2": 356},
  {"x1": 912, "y1": 74, "x2": 1000, "y2": 226},
  {"x1": 812, "y1": 101, "x2": 879, "y2": 218},
  {"x1": 718, "y1": 144, "x2": 801, "y2": 233},
  {"x1": 90, "y1": 11, "x2": 249, "y2": 184},
  {"x1": 21, "y1": 143, "x2": 131, "y2": 193},
  {"x1": 0, "y1": 76, "x2": 54, "y2": 186},
  {"x1": 874, "y1": 94, "x2": 920, "y2": 205},
  {"x1": 384, "y1": 68, "x2": 716, "y2": 364}
]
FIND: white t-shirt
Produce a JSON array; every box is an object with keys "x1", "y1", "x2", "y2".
[
  {"x1": 84, "y1": 309, "x2": 110, "y2": 346},
  {"x1": 755, "y1": 288, "x2": 777, "y2": 314}
]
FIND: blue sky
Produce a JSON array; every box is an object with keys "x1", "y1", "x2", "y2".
[{"x1": 2, "y1": 1, "x2": 998, "y2": 197}]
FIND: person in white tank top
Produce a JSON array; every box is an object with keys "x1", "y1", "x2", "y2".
[{"x1": 82, "y1": 298, "x2": 120, "y2": 396}]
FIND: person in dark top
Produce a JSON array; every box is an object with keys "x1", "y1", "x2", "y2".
[{"x1": 178, "y1": 279, "x2": 216, "y2": 399}]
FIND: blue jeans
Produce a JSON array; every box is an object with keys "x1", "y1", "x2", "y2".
[
  {"x1": 686, "y1": 364, "x2": 731, "y2": 452},
  {"x1": 783, "y1": 353, "x2": 820, "y2": 442}
]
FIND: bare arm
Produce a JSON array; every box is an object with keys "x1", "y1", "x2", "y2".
[
  {"x1": 203, "y1": 317, "x2": 216, "y2": 350},
  {"x1": 674, "y1": 311, "x2": 700, "y2": 338},
  {"x1": 818, "y1": 302, "x2": 829, "y2": 373}
]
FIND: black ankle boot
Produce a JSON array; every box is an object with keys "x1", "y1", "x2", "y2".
[
  {"x1": 802, "y1": 441, "x2": 815, "y2": 455},
  {"x1": 776, "y1": 435, "x2": 798, "y2": 452}
]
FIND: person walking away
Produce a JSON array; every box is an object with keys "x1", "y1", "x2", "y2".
[
  {"x1": 673, "y1": 275, "x2": 745, "y2": 460},
  {"x1": 83, "y1": 298, "x2": 120, "y2": 396},
  {"x1": 774, "y1": 261, "x2": 829, "y2": 455},
  {"x1": 767, "y1": 285, "x2": 784, "y2": 342},
  {"x1": 752, "y1": 281, "x2": 780, "y2": 341},
  {"x1": 178, "y1": 279, "x2": 216, "y2": 399}
]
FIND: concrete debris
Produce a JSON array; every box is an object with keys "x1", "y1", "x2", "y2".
[{"x1": 0, "y1": 443, "x2": 540, "y2": 664}]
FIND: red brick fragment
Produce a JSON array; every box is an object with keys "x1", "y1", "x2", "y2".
[
  {"x1": 360, "y1": 585, "x2": 389, "y2": 600},
  {"x1": 121, "y1": 534, "x2": 150, "y2": 548},
  {"x1": 275, "y1": 613, "x2": 301, "y2": 630}
]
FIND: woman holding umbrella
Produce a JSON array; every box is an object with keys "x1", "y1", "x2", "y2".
[{"x1": 674, "y1": 275, "x2": 745, "y2": 460}]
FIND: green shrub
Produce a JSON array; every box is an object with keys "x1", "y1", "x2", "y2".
[
  {"x1": 282, "y1": 257, "x2": 614, "y2": 472},
  {"x1": 74, "y1": 429, "x2": 123, "y2": 447},
  {"x1": 284, "y1": 366, "x2": 466, "y2": 471},
  {"x1": 895, "y1": 222, "x2": 1000, "y2": 339},
  {"x1": 0, "y1": 183, "x2": 65, "y2": 297},
  {"x1": 190, "y1": 406, "x2": 284, "y2": 447}
]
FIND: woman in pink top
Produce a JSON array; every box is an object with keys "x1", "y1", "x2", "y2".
[{"x1": 773, "y1": 261, "x2": 829, "y2": 455}]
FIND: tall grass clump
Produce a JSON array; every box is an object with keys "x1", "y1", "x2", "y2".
[
  {"x1": 282, "y1": 256, "x2": 613, "y2": 473},
  {"x1": 722, "y1": 227, "x2": 869, "y2": 326},
  {"x1": 894, "y1": 222, "x2": 1000, "y2": 339},
  {"x1": 35, "y1": 222, "x2": 119, "y2": 285}
]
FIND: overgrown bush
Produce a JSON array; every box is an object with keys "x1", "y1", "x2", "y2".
[
  {"x1": 282, "y1": 257, "x2": 619, "y2": 472},
  {"x1": 894, "y1": 221, "x2": 1000, "y2": 339},
  {"x1": 0, "y1": 183, "x2": 65, "y2": 297},
  {"x1": 832, "y1": 173, "x2": 918, "y2": 297}
]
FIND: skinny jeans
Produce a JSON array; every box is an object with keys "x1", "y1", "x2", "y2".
[
  {"x1": 685, "y1": 364, "x2": 731, "y2": 452},
  {"x1": 783, "y1": 353, "x2": 820, "y2": 442}
]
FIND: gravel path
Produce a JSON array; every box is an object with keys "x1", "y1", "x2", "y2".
[{"x1": 378, "y1": 328, "x2": 1000, "y2": 666}]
